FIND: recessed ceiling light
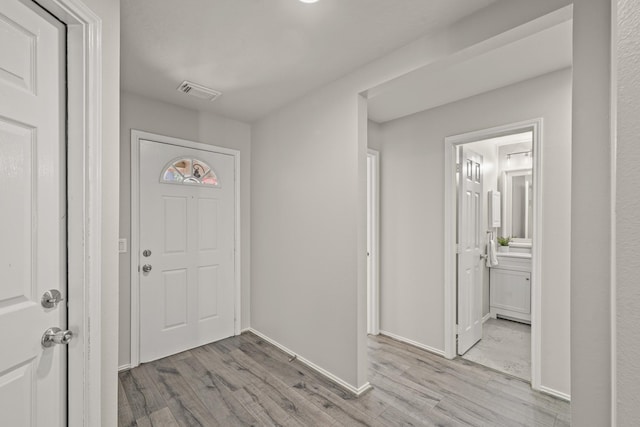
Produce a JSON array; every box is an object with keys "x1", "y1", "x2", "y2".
[{"x1": 299, "y1": 0, "x2": 319, "y2": 3}]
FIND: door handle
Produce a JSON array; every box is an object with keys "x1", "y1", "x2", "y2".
[
  {"x1": 41, "y1": 327, "x2": 73, "y2": 347},
  {"x1": 142, "y1": 264, "x2": 152, "y2": 273}
]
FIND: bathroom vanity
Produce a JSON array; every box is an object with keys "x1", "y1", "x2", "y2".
[{"x1": 490, "y1": 252, "x2": 531, "y2": 323}]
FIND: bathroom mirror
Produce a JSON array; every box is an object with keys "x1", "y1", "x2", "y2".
[{"x1": 502, "y1": 169, "x2": 533, "y2": 242}]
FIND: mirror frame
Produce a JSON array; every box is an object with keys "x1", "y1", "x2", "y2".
[{"x1": 502, "y1": 168, "x2": 533, "y2": 243}]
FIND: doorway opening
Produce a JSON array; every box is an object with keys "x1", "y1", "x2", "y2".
[{"x1": 444, "y1": 119, "x2": 542, "y2": 388}]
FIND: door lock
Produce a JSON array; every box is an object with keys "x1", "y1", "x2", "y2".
[
  {"x1": 142, "y1": 264, "x2": 152, "y2": 273},
  {"x1": 41, "y1": 327, "x2": 73, "y2": 347},
  {"x1": 142, "y1": 249, "x2": 152, "y2": 257},
  {"x1": 41, "y1": 289, "x2": 64, "y2": 309}
]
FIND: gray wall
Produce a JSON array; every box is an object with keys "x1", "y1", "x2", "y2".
[
  {"x1": 616, "y1": 0, "x2": 640, "y2": 424},
  {"x1": 368, "y1": 120, "x2": 383, "y2": 152},
  {"x1": 571, "y1": 0, "x2": 613, "y2": 424},
  {"x1": 118, "y1": 91, "x2": 251, "y2": 367},
  {"x1": 251, "y1": 89, "x2": 367, "y2": 388},
  {"x1": 249, "y1": 0, "x2": 575, "y2": 391},
  {"x1": 376, "y1": 69, "x2": 572, "y2": 396}
]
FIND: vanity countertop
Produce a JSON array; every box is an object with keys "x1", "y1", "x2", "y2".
[{"x1": 496, "y1": 252, "x2": 531, "y2": 259}]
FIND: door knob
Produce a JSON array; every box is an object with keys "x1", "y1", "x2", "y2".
[
  {"x1": 41, "y1": 289, "x2": 64, "y2": 308},
  {"x1": 142, "y1": 264, "x2": 152, "y2": 273},
  {"x1": 41, "y1": 327, "x2": 73, "y2": 347}
]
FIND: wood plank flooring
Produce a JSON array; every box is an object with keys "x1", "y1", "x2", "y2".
[{"x1": 118, "y1": 332, "x2": 570, "y2": 426}]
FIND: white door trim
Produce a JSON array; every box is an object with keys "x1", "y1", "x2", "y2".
[
  {"x1": 31, "y1": 0, "x2": 103, "y2": 425},
  {"x1": 443, "y1": 119, "x2": 543, "y2": 391},
  {"x1": 367, "y1": 149, "x2": 380, "y2": 335},
  {"x1": 130, "y1": 130, "x2": 242, "y2": 368}
]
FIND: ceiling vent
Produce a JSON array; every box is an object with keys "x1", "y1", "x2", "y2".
[{"x1": 176, "y1": 80, "x2": 222, "y2": 102}]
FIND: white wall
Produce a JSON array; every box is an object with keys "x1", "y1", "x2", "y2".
[
  {"x1": 250, "y1": 0, "x2": 575, "y2": 392},
  {"x1": 616, "y1": 0, "x2": 640, "y2": 424},
  {"x1": 118, "y1": 91, "x2": 251, "y2": 367},
  {"x1": 376, "y1": 69, "x2": 572, "y2": 396}
]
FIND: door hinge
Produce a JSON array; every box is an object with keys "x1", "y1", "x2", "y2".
[
  {"x1": 456, "y1": 164, "x2": 461, "y2": 173},
  {"x1": 455, "y1": 244, "x2": 461, "y2": 254}
]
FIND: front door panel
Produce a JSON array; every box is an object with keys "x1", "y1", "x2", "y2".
[{"x1": 139, "y1": 140, "x2": 235, "y2": 363}]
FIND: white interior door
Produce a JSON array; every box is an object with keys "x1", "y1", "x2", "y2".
[
  {"x1": 139, "y1": 139, "x2": 235, "y2": 362},
  {"x1": 457, "y1": 148, "x2": 484, "y2": 355},
  {"x1": 0, "y1": 1, "x2": 67, "y2": 425}
]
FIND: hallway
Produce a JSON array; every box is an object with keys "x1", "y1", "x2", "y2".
[{"x1": 119, "y1": 333, "x2": 569, "y2": 426}]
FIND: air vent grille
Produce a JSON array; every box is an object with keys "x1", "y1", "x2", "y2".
[{"x1": 177, "y1": 80, "x2": 222, "y2": 102}]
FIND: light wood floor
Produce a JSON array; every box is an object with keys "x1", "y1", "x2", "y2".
[{"x1": 118, "y1": 332, "x2": 570, "y2": 426}]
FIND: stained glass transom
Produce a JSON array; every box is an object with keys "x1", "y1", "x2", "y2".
[{"x1": 161, "y1": 157, "x2": 219, "y2": 187}]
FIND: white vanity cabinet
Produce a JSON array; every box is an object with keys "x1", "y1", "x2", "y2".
[{"x1": 490, "y1": 254, "x2": 531, "y2": 323}]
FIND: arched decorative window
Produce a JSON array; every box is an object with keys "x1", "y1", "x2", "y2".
[{"x1": 161, "y1": 157, "x2": 219, "y2": 187}]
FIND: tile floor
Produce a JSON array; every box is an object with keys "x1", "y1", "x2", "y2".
[{"x1": 462, "y1": 317, "x2": 531, "y2": 381}]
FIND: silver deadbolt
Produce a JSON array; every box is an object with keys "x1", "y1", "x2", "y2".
[
  {"x1": 143, "y1": 249, "x2": 152, "y2": 257},
  {"x1": 41, "y1": 327, "x2": 73, "y2": 348},
  {"x1": 41, "y1": 289, "x2": 64, "y2": 309},
  {"x1": 142, "y1": 264, "x2": 152, "y2": 273}
]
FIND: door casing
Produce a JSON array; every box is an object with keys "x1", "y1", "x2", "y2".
[
  {"x1": 367, "y1": 149, "x2": 380, "y2": 335},
  {"x1": 443, "y1": 119, "x2": 543, "y2": 391},
  {"x1": 129, "y1": 129, "x2": 242, "y2": 368}
]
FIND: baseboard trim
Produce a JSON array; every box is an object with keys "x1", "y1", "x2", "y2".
[
  {"x1": 482, "y1": 313, "x2": 492, "y2": 323},
  {"x1": 239, "y1": 327, "x2": 251, "y2": 334},
  {"x1": 245, "y1": 328, "x2": 371, "y2": 396},
  {"x1": 118, "y1": 364, "x2": 132, "y2": 373},
  {"x1": 379, "y1": 330, "x2": 446, "y2": 357},
  {"x1": 537, "y1": 385, "x2": 571, "y2": 402}
]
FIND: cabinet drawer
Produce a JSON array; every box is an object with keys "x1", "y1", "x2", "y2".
[{"x1": 494, "y1": 255, "x2": 531, "y2": 272}]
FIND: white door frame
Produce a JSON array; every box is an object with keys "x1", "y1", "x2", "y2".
[
  {"x1": 443, "y1": 119, "x2": 543, "y2": 391},
  {"x1": 130, "y1": 130, "x2": 242, "y2": 368},
  {"x1": 367, "y1": 149, "x2": 380, "y2": 335},
  {"x1": 31, "y1": 0, "x2": 103, "y2": 425}
]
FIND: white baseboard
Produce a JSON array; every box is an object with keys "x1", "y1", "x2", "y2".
[
  {"x1": 537, "y1": 385, "x2": 571, "y2": 402},
  {"x1": 379, "y1": 330, "x2": 446, "y2": 357},
  {"x1": 239, "y1": 327, "x2": 251, "y2": 334},
  {"x1": 245, "y1": 328, "x2": 371, "y2": 396},
  {"x1": 482, "y1": 313, "x2": 492, "y2": 323},
  {"x1": 118, "y1": 364, "x2": 132, "y2": 373}
]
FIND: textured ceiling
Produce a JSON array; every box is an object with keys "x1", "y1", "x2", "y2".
[{"x1": 121, "y1": 0, "x2": 496, "y2": 122}]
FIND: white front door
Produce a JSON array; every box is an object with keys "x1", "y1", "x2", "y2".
[
  {"x1": 457, "y1": 148, "x2": 483, "y2": 355},
  {"x1": 0, "y1": 0, "x2": 67, "y2": 425},
  {"x1": 139, "y1": 139, "x2": 236, "y2": 362}
]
